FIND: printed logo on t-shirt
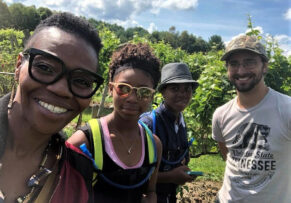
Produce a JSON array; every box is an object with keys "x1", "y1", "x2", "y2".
[{"x1": 228, "y1": 122, "x2": 275, "y2": 190}]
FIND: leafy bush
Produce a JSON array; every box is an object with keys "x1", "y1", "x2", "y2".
[
  {"x1": 0, "y1": 28, "x2": 24, "y2": 95},
  {"x1": 185, "y1": 51, "x2": 235, "y2": 156}
]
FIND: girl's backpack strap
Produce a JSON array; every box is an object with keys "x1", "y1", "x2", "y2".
[
  {"x1": 99, "y1": 121, "x2": 157, "y2": 190},
  {"x1": 151, "y1": 109, "x2": 156, "y2": 135},
  {"x1": 139, "y1": 120, "x2": 157, "y2": 164},
  {"x1": 88, "y1": 119, "x2": 103, "y2": 171}
]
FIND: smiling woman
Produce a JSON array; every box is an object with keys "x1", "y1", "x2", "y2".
[{"x1": 0, "y1": 12, "x2": 103, "y2": 203}]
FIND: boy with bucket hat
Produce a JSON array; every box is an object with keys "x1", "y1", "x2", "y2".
[
  {"x1": 212, "y1": 35, "x2": 291, "y2": 202},
  {"x1": 140, "y1": 62, "x2": 198, "y2": 203}
]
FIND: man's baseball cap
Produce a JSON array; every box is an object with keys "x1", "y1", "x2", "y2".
[
  {"x1": 221, "y1": 35, "x2": 268, "y2": 61},
  {"x1": 158, "y1": 63, "x2": 198, "y2": 92}
]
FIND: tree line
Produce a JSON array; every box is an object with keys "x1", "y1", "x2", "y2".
[{"x1": 0, "y1": 0, "x2": 224, "y2": 54}]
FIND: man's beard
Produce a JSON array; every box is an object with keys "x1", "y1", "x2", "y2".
[{"x1": 230, "y1": 69, "x2": 264, "y2": 92}]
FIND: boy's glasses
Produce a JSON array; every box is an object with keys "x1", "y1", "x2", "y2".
[
  {"x1": 109, "y1": 82, "x2": 155, "y2": 100},
  {"x1": 23, "y1": 48, "x2": 104, "y2": 98}
]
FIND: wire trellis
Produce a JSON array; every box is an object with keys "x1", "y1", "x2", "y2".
[{"x1": 0, "y1": 72, "x2": 14, "y2": 75}]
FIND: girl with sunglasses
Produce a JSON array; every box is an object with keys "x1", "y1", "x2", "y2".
[
  {"x1": 68, "y1": 43, "x2": 162, "y2": 203},
  {"x1": 0, "y1": 13, "x2": 103, "y2": 203}
]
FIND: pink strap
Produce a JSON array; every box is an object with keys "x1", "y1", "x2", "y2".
[{"x1": 100, "y1": 117, "x2": 145, "y2": 169}]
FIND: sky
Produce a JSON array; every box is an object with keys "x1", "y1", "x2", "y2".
[{"x1": 4, "y1": 0, "x2": 291, "y2": 56}]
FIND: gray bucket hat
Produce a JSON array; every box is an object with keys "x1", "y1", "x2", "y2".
[
  {"x1": 221, "y1": 35, "x2": 268, "y2": 61},
  {"x1": 158, "y1": 63, "x2": 198, "y2": 92}
]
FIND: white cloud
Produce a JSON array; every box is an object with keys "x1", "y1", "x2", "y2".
[
  {"x1": 110, "y1": 19, "x2": 140, "y2": 29},
  {"x1": 5, "y1": 0, "x2": 147, "y2": 21},
  {"x1": 284, "y1": 8, "x2": 291, "y2": 20},
  {"x1": 274, "y1": 34, "x2": 290, "y2": 42},
  {"x1": 42, "y1": 0, "x2": 67, "y2": 7},
  {"x1": 151, "y1": 0, "x2": 198, "y2": 14},
  {"x1": 4, "y1": 0, "x2": 199, "y2": 24},
  {"x1": 155, "y1": 0, "x2": 198, "y2": 10},
  {"x1": 274, "y1": 34, "x2": 291, "y2": 57},
  {"x1": 148, "y1": 22, "x2": 157, "y2": 33},
  {"x1": 80, "y1": 0, "x2": 137, "y2": 21}
]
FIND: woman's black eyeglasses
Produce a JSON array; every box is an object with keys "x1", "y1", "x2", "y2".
[{"x1": 23, "y1": 48, "x2": 104, "y2": 98}]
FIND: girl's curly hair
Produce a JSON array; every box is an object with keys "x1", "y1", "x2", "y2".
[{"x1": 109, "y1": 43, "x2": 161, "y2": 88}]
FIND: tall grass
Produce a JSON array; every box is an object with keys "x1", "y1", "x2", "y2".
[{"x1": 188, "y1": 154, "x2": 225, "y2": 182}]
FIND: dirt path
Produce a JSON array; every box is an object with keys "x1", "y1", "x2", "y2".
[{"x1": 177, "y1": 180, "x2": 222, "y2": 203}]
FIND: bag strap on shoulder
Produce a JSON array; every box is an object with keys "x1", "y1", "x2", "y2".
[
  {"x1": 151, "y1": 109, "x2": 156, "y2": 135},
  {"x1": 88, "y1": 119, "x2": 103, "y2": 170},
  {"x1": 85, "y1": 119, "x2": 157, "y2": 189},
  {"x1": 150, "y1": 109, "x2": 195, "y2": 165},
  {"x1": 138, "y1": 120, "x2": 157, "y2": 164}
]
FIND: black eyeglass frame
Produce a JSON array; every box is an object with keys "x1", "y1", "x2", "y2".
[{"x1": 23, "y1": 48, "x2": 104, "y2": 98}]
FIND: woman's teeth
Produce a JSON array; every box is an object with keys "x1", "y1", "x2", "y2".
[{"x1": 39, "y1": 100, "x2": 68, "y2": 113}]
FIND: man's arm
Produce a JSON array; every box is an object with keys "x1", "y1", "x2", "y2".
[
  {"x1": 212, "y1": 108, "x2": 228, "y2": 161},
  {"x1": 218, "y1": 142, "x2": 228, "y2": 161}
]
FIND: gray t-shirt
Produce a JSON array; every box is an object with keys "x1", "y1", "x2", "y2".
[{"x1": 212, "y1": 88, "x2": 291, "y2": 203}]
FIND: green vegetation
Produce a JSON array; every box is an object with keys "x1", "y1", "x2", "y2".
[
  {"x1": 0, "y1": 2, "x2": 290, "y2": 160},
  {"x1": 63, "y1": 105, "x2": 113, "y2": 138},
  {"x1": 188, "y1": 155, "x2": 226, "y2": 182},
  {"x1": 62, "y1": 108, "x2": 92, "y2": 137},
  {"x1": 0, "y1": 28, "x2": 24, "y2": 95}
]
